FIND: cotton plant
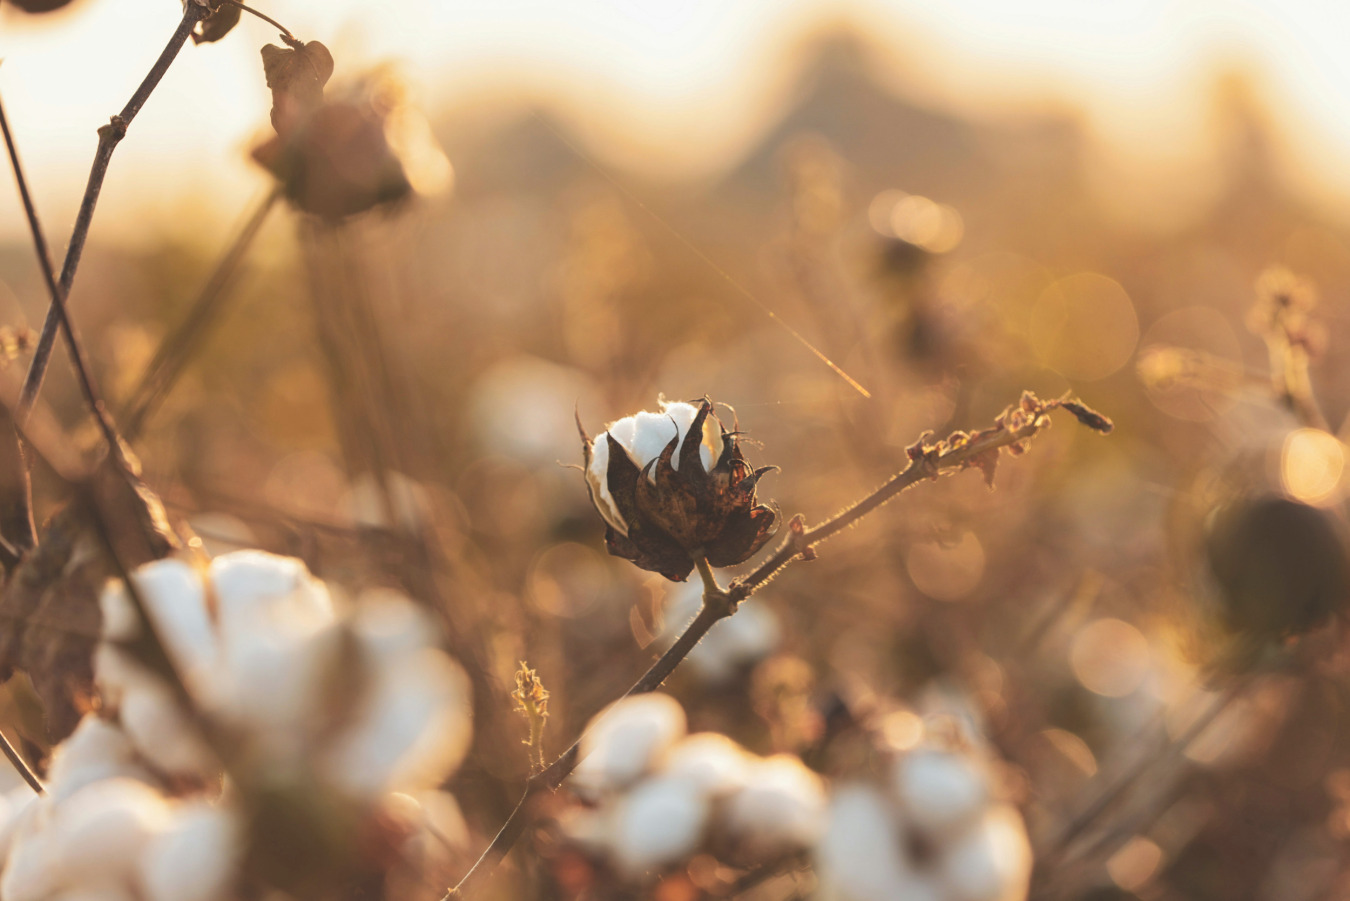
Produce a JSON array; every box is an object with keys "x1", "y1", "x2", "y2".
[
  {"x1": 0, "y1": 550, "x2": 473, "y2": 901},
  {"x1": 561, "y1": 694, "x2": 826, "y2": 883},
  {"x1": 815, "y1": 735, "x2": 1032, "y2": 901}
]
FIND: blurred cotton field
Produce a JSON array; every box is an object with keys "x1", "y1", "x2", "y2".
[{"x1": 1, "y1": 0, "x2": 1350, "y2": 900}]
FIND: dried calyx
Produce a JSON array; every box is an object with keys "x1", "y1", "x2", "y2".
[{"x1": 580, "y1": 398, "x2": 778, "y2": 582}]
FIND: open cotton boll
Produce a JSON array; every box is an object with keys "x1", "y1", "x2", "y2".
[
  {"x1": 893, "y1": 749, "x2": 989, "y2": 839},
  {"x1": 322, "y1": 650, "x2": 472, "y2": 797},
  {"x1": 937, "y1": 806, "x2": 1032, "y2": 901},
  {"x1": 106, "y1": 560, "x2": 215, "y2": 677},
  {"x1": 207, "y1": 551, "x2": 334, "y2": 645},
  {"x1": 46, "y1": 717, "x2": 152, "y2": 801},
  {"x1": 50, "y1": 778, "x2": 171, "y2": 886},
  {"x1": 571, "y1": 694, "x2": 686, "y2": 800},
  {"x1": 138, "y1": 801, "x2": 241, "y2": 901},
  {"x1": 585, "y1": 400, "x2": 724, "y2": 534},
  {"x1": 722, "y1": 754, "x2": 826, "y2": 859},
  {"x1": 2, "y1": 816, "x2": 61, "y2": 901},
  {"x1": 816, "y1": 785, "x2": 934, "y2": 901},
  {"x1": 117, "y1": 682, "x2": 215, "y2": 779},
  {"x1": 660, "y1": 733, "x2": 751, "y2": 797},
  {"x1": 609, "y1": 775, "x2": 712, "y2": 879}
]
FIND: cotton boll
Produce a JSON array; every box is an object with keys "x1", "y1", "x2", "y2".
[
  {"x1": 893, "y1": 749, "x2": 989, "y2": 839},
  {"x1": 0, "y1": 788, "x2": 39, "y2": 861},
  {"x1": 571, "y1": 694, "x2": 686, "y2": 800},
  {"x1": 50, "y1": 778, "x2": 170, "y2": 885},
  {"x1": 46, "y1": 717, "x2": 151, "y2": 801},
  {"x1": 322, "y1": 650, "x2": 472, "y2": 797},
  {"x1": 815, "y1": 785, "x2": 919, "y2": 901},
  {"x1": 722, "y1": 754, "x2": 826, "y2": 859},
  {"x1": 3, "y1": 822, "x2": 63, "y2": 901},
  {"x1": 937, "y1": 806, "x2": 1032, "y2": 901},
  {"x1": 117, "y1": 682, "x2": 215, "y2": 779},
  {"x1": 207, "y1": 551, "x2": 334, "y2": 644},
  {"x1": 610, "y1": 775, "x2": 711, "y2": 879},
  {"x1": 139, "y1": 801, "x2": 241, "y2": 901},
  {"x1": 660, "y1": 733, "x2": 751, "y2": 797},
  {"x1": 126, "y1": 560, "x2": 215, "y2": 677}
]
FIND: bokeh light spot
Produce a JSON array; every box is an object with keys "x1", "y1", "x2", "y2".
[
  {"x1": 906, "y1": 532, "x2": 985, "y2": 601},
  {"x1": 1070, "y1": 618, "x2": 1150, "y2": 697},
  {"x1": 1030, "y1": 273, "x2": 1139, "y2": 380},
  {"x1": 1106, "y1": 836, "x2": 1163, "y2": 893},
  {"x1": 1282, "y1": 428, "x2": 1345, "y2": 507}
]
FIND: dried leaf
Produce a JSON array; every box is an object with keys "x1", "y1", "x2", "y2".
[{"x1": 261, "y1": 40, "x2": 335, "y2": 135}]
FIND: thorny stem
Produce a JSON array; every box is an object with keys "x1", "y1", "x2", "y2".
[
  {"x1": 448, "y1": 393, "x2": 1111, "y2": 899},
  {"x1": 122, "y1": 189, "x2": 282, "y2": 440},
  {"x1": 18, "y1": 3, "x2": 207, "y2": 422}
]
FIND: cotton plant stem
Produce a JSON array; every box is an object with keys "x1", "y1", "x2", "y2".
[
  {"x1": 448, "y1": 393, "x2": 1110, "y2": 899},
  {"x1": 122, "y1": 189, "x2": 281, "y2": 440},
  {"x1": 446, "y1": 559, "x2": 733, "y2": 899},
  {"x1": 18, "y1": 3, "x2": 206, "y2": 422},
  {"x1": 0, "y1": 731, "x2": 42, "y2": 795}
]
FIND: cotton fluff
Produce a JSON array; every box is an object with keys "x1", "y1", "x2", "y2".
[
  {"x1": 585, "y1": 399, "x2": 723, "y2": 535},
  {"x1": 610, "y1": 775, "x2": 712, "y2": 878},
  {"x1": 814, "y1": 742, "x2": 1032, "y2": 901},
  {"x1": 137, "y1": 802, "x2": 240, "y2": 901},
  {"x1": 94, "y1": 550, "x2": 471, "y2": 800},
  {"x1": 570, "y1": 693, "x2": 685, "y2": 799},
  {"x1": 564, "y1": 695, "x2": 825, "y2": 883},
  {"x1": 722, "y1": 754, "x2": 827, "y2": 859},
  {"x1": 658, "y1": 581, "x2": 780, "y2": 683}
]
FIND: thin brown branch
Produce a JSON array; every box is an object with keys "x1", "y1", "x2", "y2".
[
  {"x1": 445, "y1": 390, "x2": 1112, "y2": 899},
  {"x1": 122, "y1": 189, "x2": 281, "y2": 440},
  {"x1": 220, "y1": 0, "x2": 300, "y2": 45},
  {"x1": 18, "y1": 3, "x2": 207, "y2": 421}
]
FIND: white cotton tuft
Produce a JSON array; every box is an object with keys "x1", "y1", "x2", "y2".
[
  {"x1": 116, "y1": 682, "x2": 214, "y2": 779},
  {"x1": 322, "y1": 649, "x2": 472, "y2": 797},
  {"x1": 0, "y1": 788, "x2": 39, "y2": 864},
  {"x1": 586, "y1": 399, "x2": 724, "y2": 535},
  {"x1": 660, "y1": 733, "x2": 751, "y2": 798},
  {"x1": 138, "y1": 801, "x2": 241, "y2": 901},
  {"x1": 609, "y1": 775, "x2": 711, "y2": 879},
  {"x1": 571, "y1": 694, "x2": 686, "y2": 799},
  {"x1": 892, "y1": 749, "x2": 989, "y2": 839},
  {"x1": 207, "y1": 551, "x2": 334, "y2": 641},
  {"x1": 937, "y1": 806, "x2": 1032, "y2": 901},
  {"x1": 50, "y1": 778, "x2": 170, "y2": 885},
  {"x1": 45, "y1": 716, "x2": 150, "y2": 802},
  {"x1": 815, "y1": 784, "x2": 921, "y2": 901},
  {"x1": 722, "y1": 754, "x2": 826, "y2": 859},
  {"x1": 123, "y1": 559, "x2": 215, "y2": 677},
  {"x1": 1, "y1": 818, "x2": 59, "y2": 901}
]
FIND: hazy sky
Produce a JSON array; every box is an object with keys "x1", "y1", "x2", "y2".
[{"x1": 2, "y1": 0, "x2": 1350, "y2": 243}]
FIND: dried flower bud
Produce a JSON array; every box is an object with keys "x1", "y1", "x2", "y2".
[
  {"x1": 190, "y1": 0, "x2": 241, "y2": 44},
  {"x1": 579, "y1": 398, "x2": 778, "y2": 581}
]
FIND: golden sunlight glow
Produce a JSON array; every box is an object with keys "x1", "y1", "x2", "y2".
[
  {"x1": 1282, "y1": 428, "x2": 1346, "y2": 507},
  {"x1": 1070, "y1": 618, "x2": 1150, "y2": 698}
]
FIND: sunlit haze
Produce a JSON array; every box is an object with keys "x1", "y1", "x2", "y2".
[{"x1": 5, "y1": 0, "x2": 1350, "y2": 241}]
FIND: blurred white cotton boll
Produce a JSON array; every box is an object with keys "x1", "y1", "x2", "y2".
[
  {"x1": 207, "y1": 551, "x2": 335, "y2": 643},
  {"x1": 661, "y1": 733, "x2": 751, "y2": 797},
  {"x1": 117, "y1": 682, "x2": 214, "y2": 779},
  {"x1": 123, "y1": 560, "x2": 215, "y2": 675},
  {"x1": 659, "y1": 583, "x2": 780, "y2": 682},
  {"x1": 816, "y1": 785, "x2": 928, "y2": 901},
  {"x1": 468, "y1": 355, "x2": 600, "y2": 464},
  {"x1": 51, "y1": 778, "x2": 170, "y2": 885},
  {"x1": 937, "y1": 806, "x2": 1033, "y2": 901},
  {"x1": 139, "y1": 802, "x2": 241, "y2": 901},
  {"x1": 1, "y1": 818, "x2": 60, "y2": 901},
  {"x1": 893, "y1": 749, "x2": 989, "y2": 839},
  {"x1": 0, "y1": 788, "x2": 38, "y2": 861},
  {"x1": 722, "y1": 754, "x2": 826, "y2": 859},
  {"x1": 571, "y1": 694, "x2": 686, "y2": 799},
  {"x1": 46, "y1": 716, "x2": 150, "y2": 801},
  {"x1": 323, "y1": 649, "x2": 472, "y2": 797},
  {"x1": 610, "y1": 775, "x2": 711, "y2": 879}
]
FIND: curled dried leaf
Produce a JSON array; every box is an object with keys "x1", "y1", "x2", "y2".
[
  {"x1": 191, "y1": 0, "x2": 241, "y2": 44},
  {"x1": 261, "y1": 40, "x2": 335, "y2": 135}
]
